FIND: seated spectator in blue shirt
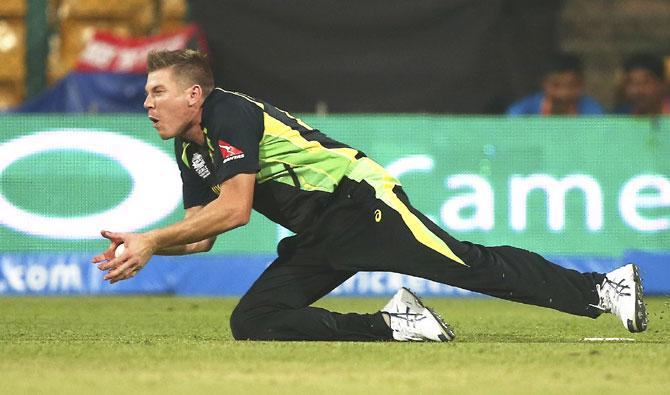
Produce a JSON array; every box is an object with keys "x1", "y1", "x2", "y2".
[
  {"x1": 507, "y1": 54, "x2": 604, "y2": 116},
  {"x1": 613, "y1": 53, "x2": 669, "y2": 115}
]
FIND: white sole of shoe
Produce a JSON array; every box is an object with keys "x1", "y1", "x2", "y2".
[
  {"x1": 424, "y1": 307, "x2": 456, "y2": 341},
  {"x1": 628, "y1": 264, "x2": 648, "y2": 333}
]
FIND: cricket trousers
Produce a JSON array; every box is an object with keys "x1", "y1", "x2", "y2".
[{"x1": 230, "y1": 177, "x2": 605, "y2": 341}]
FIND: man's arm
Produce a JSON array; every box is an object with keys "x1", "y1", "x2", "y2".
[
  {"x1": 94, "y1": 173, "x2": 255, "y2": 283},
  {"x1": 147, "y1": 172, "x2": 255, "y2": 250},
  {"x1": 153, "y1": 205, "x2": 217, "y2": 255}
]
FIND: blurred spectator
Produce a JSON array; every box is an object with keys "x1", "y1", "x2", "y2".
[
  {"x1": 613, "y1": 53, "x2": 669, "y2": 115},
  {"x1": 507, "y1": 54, "x2": 604, "y2": 116}
]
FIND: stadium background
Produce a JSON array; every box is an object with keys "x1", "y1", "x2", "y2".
[{"x1": 0, "y1": 1, "x2": 668, "y2": 298}]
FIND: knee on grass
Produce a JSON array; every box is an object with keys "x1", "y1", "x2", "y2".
[{"x1": 229, "y1": 306, "x2": 274, "y2": 340}]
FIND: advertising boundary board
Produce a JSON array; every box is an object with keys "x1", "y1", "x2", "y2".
[{"x1": 0, "y1": 115, "x2": 667, "y2": 296}]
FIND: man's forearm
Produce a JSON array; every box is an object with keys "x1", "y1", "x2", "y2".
[
  {"x1": 155, "y1": 238, "x2": 214, "y2": 256},
  {"x1": 145, "y1": 196, "x2": 249, "y2": 252},
  {"x1": 155, "y1": 245, "x2": 190, "y2": 256},
  {"x1": 145, "y1": 173, "x2": 254, "y2": 253}
]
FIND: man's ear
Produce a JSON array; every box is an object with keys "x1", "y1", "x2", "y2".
[{"x1": 187, "y1": 84, "x2": 203, "y2": 106}]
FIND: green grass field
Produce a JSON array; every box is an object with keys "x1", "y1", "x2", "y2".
[{"x1": 1, "y1": 296, "x2": 668, "y2": 395}]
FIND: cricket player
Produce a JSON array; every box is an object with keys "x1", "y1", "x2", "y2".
[{"x1": 93, "y1": 49, "x2": 647, "y2": 341}]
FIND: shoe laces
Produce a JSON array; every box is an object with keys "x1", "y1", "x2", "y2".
[
  {"x1": 387, "y1": 311, "x2": 427, "y2": 341},
  {"x1": 594, "y1": 276, "x2": 631, "y2": 313},
  {"x1": 388, "y1": 310, "x2": 426, "y2": 327}
]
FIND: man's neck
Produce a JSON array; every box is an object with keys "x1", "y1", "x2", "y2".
[
  {"x1": 183, "y1": 127, "x2": 205, "y2": 146},
  {"x1": 180, "y1": 107, "x2": 205, "y2": 145}
]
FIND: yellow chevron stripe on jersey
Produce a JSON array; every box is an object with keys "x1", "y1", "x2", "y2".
[
  {"x1": 258, "y1": 157, "x2": 336, "y2": 192},
  {"x1": 258, "y1": 113, "x2": 351, "y2": 191},
  {"x1": 346, "y1": 157, "x2": 467, "y2": 266},
  {"x1": 261, "y1": 114, "x2": 361, "y2": 161}
]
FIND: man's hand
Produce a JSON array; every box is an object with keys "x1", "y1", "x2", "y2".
[{"x1": 92, "y1": 230, "x2": 157, "y2": 284}]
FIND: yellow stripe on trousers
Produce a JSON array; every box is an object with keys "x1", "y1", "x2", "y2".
[{"x1": 346, "y1": 157, "x2": 467, "y2": 266}]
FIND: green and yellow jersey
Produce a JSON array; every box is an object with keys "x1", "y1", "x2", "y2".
[
  {"x1": 176, "y1": 88, "x2": 464, "y2": 264},
  {"x1": 176, "y1": 88, "x2": 399, "y2": 234}
]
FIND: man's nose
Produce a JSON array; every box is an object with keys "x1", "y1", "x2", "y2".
[{"x1": 143, "y1": 96, "x2": 153, "y2": 109}]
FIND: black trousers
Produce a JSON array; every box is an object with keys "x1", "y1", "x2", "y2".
[{"x1": 230, "y1": 178, "x2": 605, "y2": 341}]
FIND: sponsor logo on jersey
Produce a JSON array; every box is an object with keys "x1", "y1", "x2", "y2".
[
  {"x1": 218, "y1": 139, "x2": 245, "y2": 163},
  {"x1": 192, "y1": 152, "x2": 211, "y2": 178}
]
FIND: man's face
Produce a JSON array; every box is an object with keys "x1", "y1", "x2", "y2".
[
  {"x1": 624, "y1": 69, "x2": 664, "y2": 113},
  {"x1": 542, "y1": 71, "x2": 583, "y2": 113},
  {"x1": 143, "y1": 68, "x2": 196, "y2": 140}
]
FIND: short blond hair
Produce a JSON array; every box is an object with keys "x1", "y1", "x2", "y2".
[{"x1": 147, "y1": 49, "x2": 214, "y2": 95}]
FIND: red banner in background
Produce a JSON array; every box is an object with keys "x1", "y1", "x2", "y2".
[{"x1": 76, "y1": 24, "x2": 207, "y2": 73}]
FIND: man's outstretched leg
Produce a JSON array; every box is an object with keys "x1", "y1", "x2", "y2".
[{"x1": 317, "y1": 179, "x2": 648, "y2": 333}]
